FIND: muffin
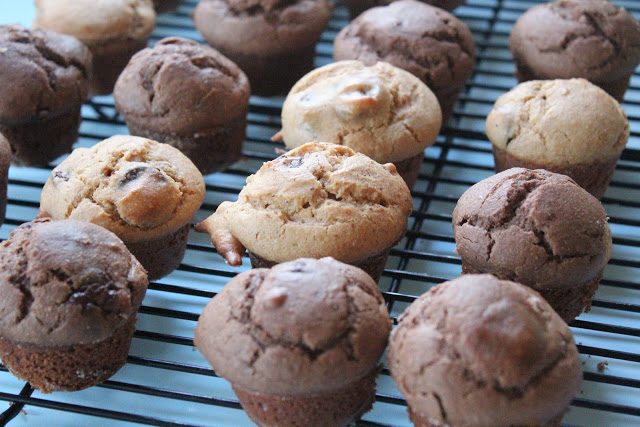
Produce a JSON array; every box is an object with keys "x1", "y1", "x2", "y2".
[
  {"x1": 114, "y1": 37, "x2": 250, "y2": 175},
  {"x1": 277, "y1": 60, "x2": 442, "y2": 188},
  {"x1": 192, "y1": 0, "x2": 333, "y2": 96},
  {"x1": 452, "y1": 168, "x2": 612, "y2": 323},
  {"x1": 195, "y1": 142, "x2": 413, "y2": 282},
  {"x1": 153, "y1": 0, "x2": 184, "y2": 13},
  {"x1": 38, "y1": 135, "x2": 206, "y2": 281},
  {"x1": 0, "y1": 218, "x2": 148, "y2": 393},
  {"x1": 33, "y1": 0, "x2": 156, "y2": 96},
  {"x1": 388, "y1": 274, "x2": 583, "y2": 426},
  {"x1": 486, "y1": 79, "x2": 629, "y2": 200},
  {"x1": 510, "y1": 0, "x2": 640, "y2": 102},
  {"x1": 0, "y1": 24, "x2": 91, "y2": 166},
  {"x1": 342, "y1": 0, "x2": 465, "y2": 20},
  {"x1": 334, "y1": 0, "x2": 476, "y2": 124},
  {"x1": 195, "y1": 257, "x2": 391, "y2": 426},
  {"x1": 0, "y1": 135, "x2": 11, "y2": 225}
]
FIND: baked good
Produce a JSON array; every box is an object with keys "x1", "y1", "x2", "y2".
[
  {"x1": 195, "y1": 141, "x2": 413, "y2": 282},
  {"x1": 0, "y1": 218, "x2": 148, "y2": 393},
  {"x1": 278, "y1": 60, "x2": 442, "y2": 188},
  {"x1": 0, "y1": 24, "x2": 91, "y2": 166},
  {"x1": 33, "y1": 0, "x2": 156, "y2": 96},
  {"x1": 153, "y1": 0, "x2": 184, "y2": 13},
  {"x1": 114, "y1": 37, "x2": 250, "y2": 175},
  {"x1": 486, "y1": 78, "x2": 628, "y2": 200},
  {"x1": 342, "y1": 0, "x2": 465, "y2": 20},
  {"x1": 452, "y1": 168, "x2": 612, "y2": 323},
  {"x1": 38, "y1": 135, "x2": 206, "y2": 281},
  {"x1": 195, "y1": 257, "x2": 391, "y2": 426},
  {"x1": 333, "y1": 0, "x2": 475, "y2": 125},
  {"x1": 192, "y1": 0, "x2": 333, "y2": 96},
  {"x1": 0, "y1": 135, "x2": 11, "y2": 225},
  {"x1": 510, "y1": 0, "x2": 640, "y2": 102},
  {"x1": 388, "y1": 274, "x2": 583, "y2": 426}
]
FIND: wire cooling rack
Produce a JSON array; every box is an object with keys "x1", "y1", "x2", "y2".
[{"x1": 1, "y1": 0, "x2": 639, "y2": 425}]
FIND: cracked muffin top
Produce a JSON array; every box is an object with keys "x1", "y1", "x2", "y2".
[
  {"x1": 510, "y1": 0, "x2": 640, "y2": 84},
  {"x1": 486, "y1": 79, "x2": 629, "y2": 165},
  {"x1": 0, "y1": 24, "x2": 91, "y2": 126},
  {"x1": 388, "y1": 274, "x2": 582, "y2": 426},
  {"x1": 195, "y1": 142, "x2": 413, "y2": 265},
  {"x1": 194, "y1": 257, "x2": 391, "y2": 394},
  {"x1": 114, "y1": 37, "x2": 250, "y2": 135},
  {"x1": 33, "y1": 0, "x2": 156, "y2": 46},
  {"x1": 38, "y1": 135, "x2": 205, "y2": 242},
  {"x1": 280, "y1": 61, "x2": 442, "y2": 163},
  {"x1": 452, "y1": 168, "x2": 612, "y2": 289},
  {"x1": 193, "y1": 0, "x2": 333, "y2": 55},
  {"x1": 0, "y1": 218, "x2": 148, "y2": 347},
  {"x1": 333, "y1": 0, "x2": 475, "y2": 92}
]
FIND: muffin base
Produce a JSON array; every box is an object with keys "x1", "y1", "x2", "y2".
[
  {"x1": 248, "y1": 249, "x2": 390, "y2": 283},
  {"x1": 433, "y1": 85, "x2": 463, "y2": 127},
  {"x1": 90, "y1": 38, "x2": 149, "y2": 96},
  {"x1": 0, "y1": 104, "x2": 81, "y2": 166},
  {"x1": 408, "y1": 405, "x2": 565, "y2": 427},
  {"x1": 394, "y1": 152, "x2": 423, "y2": 190},
  {"x1": 461, "y1": 262, "x2": 602, "y2": 323},
  {"x1": 0, "y1": 316, "x2": 136, "y2": 393},
  {"x1": 153, "y1": 0, "x2": 184, "y2": 13},
  {"x1": 0, "y1": 135, "x2": 11, "y2": 225},
  {"x1": 492, "y1": 145, "x2": 620, "y2": 200},
  {"x1": 232, "y1": 368, "x2": 378, "y2": 427},
  {"x1": 125, "y1": 112, "x2": 247, "y2": 175},
  {"x1": 127, "y1": 224, "x2": 190, "y2": 281}
]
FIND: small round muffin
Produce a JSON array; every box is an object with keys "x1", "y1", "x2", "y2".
[
  {"x1": 334, "y1": 0, "x2": 476, "y2": 125},
  {"x1": 193, "y1": 0, "x2": 333, "y2": 96},
  {"x1": 152, "y1": 0, "x2": 184, "y2": 13},
  {"x1": 38, "y1": 135, "x2": 206, "y2": 281},
  {"x1": 195, "y1": 142, "x2": 413, "y2": 282},
  {"x1": 114, "y1": 37, "x2": 250, "y2": 175},
  {"x1": 195, "y1": 257, "x2": 391, "y2": 426},
  {"x1": 510, "y1": 0, "x2": 640, "y2": 102},
  {"x1": 0, "y1": 218, "x2": 148, "y2": 393},
  {"x1": 0, "y1": 135, "x2": 11, "y2": 225},
  {"x1": 0, "y1": 24, "x2": 91, "y2": 166},
  {"x1": 486, "y1": 79, "x2": 629, "y2": 200},
  {"x1": 452, "y1": 168, "x2": 612, "y2": 323},
  {"x1": 278, "y1": 60, "x2": 442, "y2": 188},
  {"x1": 388, "y1": 274, "x2": 583, "y2": 427},
  {"x1": 33, "y1": 0, "x2": 156, "y2": 96},
  {"x1": 342, "y1": 0, "x2": 465, "y2": 20}
]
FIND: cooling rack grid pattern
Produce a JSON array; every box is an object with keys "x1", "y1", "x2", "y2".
[{"x1": 1, "y1": 0, "x2": 639, "y2": 425}]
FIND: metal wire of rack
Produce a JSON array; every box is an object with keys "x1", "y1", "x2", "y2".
[{"x1": 1, "y1": 0, "x2": 639, "y2": 425}]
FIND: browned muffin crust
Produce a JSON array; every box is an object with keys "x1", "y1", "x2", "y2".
[
  {"x1": 342, "y1": 0, "x2": 465, "y2": 20},
  {"x1": 0, "y1": 135, "x2": 10, "y2": 225}
]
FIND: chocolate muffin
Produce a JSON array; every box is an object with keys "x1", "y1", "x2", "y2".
[
  {"x1": 195, "y1": 257, "x2": 391, "y2": 426},
  {"x1": 510, "y1": 0, "x2": 640, "y2": 102},
  {"x1": 38, "y1": 135, "x2": 206, "y2": 281},
  {"x1": 153, "y1": 0, "x2": 184, "y2": 13},
  {"x1": 486, "y1": 79, "x2": 629, "y2": 200},
  {"x1": 342, "y1": 0, "x2": 465, "y2": 20},
  {"x1": 388, "y1": 274, "x2": 583, "y2": 426},
  {"x1": 34, "y1": 0, "x2": 156, "y2": 96},
  {"x1": 0, "y1": 135, "x2": 11, "y2": 225},
  {"x1": 195, "y1": 142, "x2": 413, "y2": 282},
  {"x1": 114, "y1": 37, "x2": 250, "y2": 175},
  {"x1": 0, "y1": 218, "x2": 148, "y2": 393},
  {"x1": 0, "y1": 24, "x2": 91, "y2": 166},
  {"x1": 452, "y1": 168, "x2": 612, "y2": 323},
  {"x1": 278, "y1": 60, "x2": 442, "y2": 188},
  {"x1": 334, "y1": 0, "x2": 476, "y2": 124},
  {"x1": 192, "y1": 0, "x2": 333, "y2": 96}
]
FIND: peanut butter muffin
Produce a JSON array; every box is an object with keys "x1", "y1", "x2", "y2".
[
  {"x1": 278, "y1": 61, "x2": 442, "y2": 188},
  {"x1": 114, "y1": 37, "x2": 250, "y2": 175},
  {"x1": 0, "y1": 218, "x2": 148, "y2": 393},
  {"x1": 38, "y1": 135, "x2": 205, "y2": 281},
  {"x1": 195, "y1": 142, "x2": 413, "y2": 282},
  {"x1": 486, "y1": 79, "x2": 629, "y2": 199},
  {"x1": 195, "y1": 257, "x2": 391, "y2": 426},
  {"x1": 34, "y1": 0, "x2": 156, "y2": 96},
  {"x1": 388, "y1": 274, "x2": 583, "y2": 426},
  {"x1": 0, "y1": 24, "x2": 91, "y2": 166},
  {"x1": 192, "y1": 0, "x2": 333, "y2": 96},
  {"x1": 343, "y1": 0, "x2": 465, "y2": 20},
  {"x1": 0, "y1": 135, "x2": 11, "y2": 225},
  {"x1": 510, "y1": 0, "x2": 640, "y2": 102},
  {"x1": 452, "y1": 168, "x2": 612, "y2": 323},
  {"x1": 333, "y1": 0, "x2": 476, "y2": 125}
]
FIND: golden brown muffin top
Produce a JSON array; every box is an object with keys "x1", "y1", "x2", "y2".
[
  {"x1": 39, "y1": 135, "x2": 205, "y2": 242},
  {"x1": 281, "y1": 61, "x2": 442, "y2": 163},
  {"x1": 196, "y1": 142, "x2": 413, "y2": 265}
]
